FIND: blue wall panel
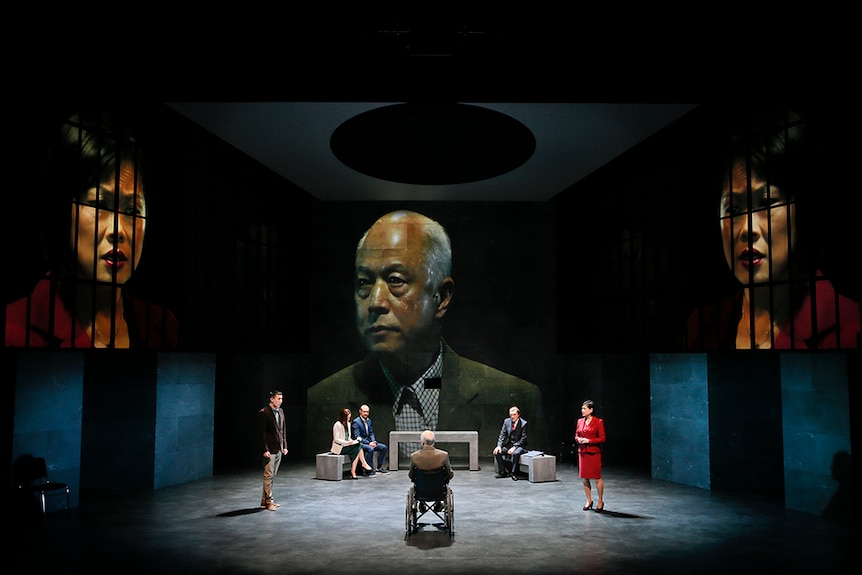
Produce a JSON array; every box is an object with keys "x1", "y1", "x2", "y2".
[
  {"x1": 650, "y1": 353, "x2": 710, "y2": 489},
  {"x1": 781, "y1": 353, "x2": 851, "y2": 517},
  {"x1": 155, "y1": 353, "x2": 216, "y2": 488},
  {"x1": 12, "y1": 351, "x2": 84, "y2": 512}
]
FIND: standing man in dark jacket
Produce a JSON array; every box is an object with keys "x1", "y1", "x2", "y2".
[
  {"x1": 493, "y1": 406, "x2": 528, "y2": 481},
  {"x1": 258, "y1": 390, "x2": 288, "y2": 510}
]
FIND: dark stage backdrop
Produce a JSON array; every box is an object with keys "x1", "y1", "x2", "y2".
[{"x1": 5, "y1": 102, "x2": 859, "y2": 477}]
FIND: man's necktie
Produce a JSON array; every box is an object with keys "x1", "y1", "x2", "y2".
[{"x1": 396, "y1": 387, "x2": 423, "y2": 416}]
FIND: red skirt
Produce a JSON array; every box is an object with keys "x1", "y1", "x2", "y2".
[{"x1": 578, "y1": 451, "x2": 602, "y2": 479}]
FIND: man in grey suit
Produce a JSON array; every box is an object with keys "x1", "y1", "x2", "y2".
[
  {"x1": 493, "y1": 405, "x2": 528, "y2": 481},
  {"x1": 306, "y1": 210, "x2": 546, "y2": 465}
]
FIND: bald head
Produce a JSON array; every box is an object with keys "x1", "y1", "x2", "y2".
[
  {"x1": 357, "y1": 210, "x2": 452, "y2": 285},
  {"x1": 353, "y1": 211, "x2": 455, "y2": 358},
  {"x1": 420, "y1": 430, "x2": 436, "y2": 445}
]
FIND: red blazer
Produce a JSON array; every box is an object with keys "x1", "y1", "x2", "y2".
[
  {"x1": 5, "y1": 276, "x2": 178, "y2": 349},
  {"x1": 575, "y1": 416, "x2": 606, "y2": 454},
  {"x1": 687, "y1": 271, "x2": 860, "y2": 350}
]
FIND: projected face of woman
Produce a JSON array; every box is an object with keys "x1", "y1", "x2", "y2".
[
  {"x1": 71, "y1": 160, "x2": 147, "y2": 286},
  {"x1": 720, "y1": 161, "x2": 796, "y2": 286}
]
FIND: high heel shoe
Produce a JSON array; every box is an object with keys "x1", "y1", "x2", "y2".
[
  {"x1": 582, "y1": 501, "x2": 593, "y2": 511},
  {"x1": 595, "y1": 502, "x2": 604, "y2": 513}
]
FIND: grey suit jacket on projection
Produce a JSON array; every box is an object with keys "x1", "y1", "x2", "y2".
[{"x1": 306, "y1": 342, "x2": 547, "y2": 461}]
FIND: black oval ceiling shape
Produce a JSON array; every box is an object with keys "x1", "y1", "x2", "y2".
[{"x1": 330, "y1": 102, "x2": 536, "y2": 185}]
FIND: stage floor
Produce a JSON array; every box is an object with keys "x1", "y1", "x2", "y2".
[{"x1": 14, "y1": 458, "x2": 857, "y2": 574}]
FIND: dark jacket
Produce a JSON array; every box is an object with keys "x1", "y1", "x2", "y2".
[
  {"x1": 258, "y1": 405, "x2": 287, "y2": 454},
  {"x1": 496, "y1": 417, "x2": 528, "y2": 450}
]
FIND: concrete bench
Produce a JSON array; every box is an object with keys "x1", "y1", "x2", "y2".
[
  {"x1": 316, "y1": 450, "x2": 384, "y2": 480},
  {"x1": 495, "y1": 452, "x2": 557, "y2": 483},
  {"x1": 518, "y1": 453, "x2": 557, "y2": 483},
  {"x1": 315, "y1": 452, "x2": 352, "y2": 481}
]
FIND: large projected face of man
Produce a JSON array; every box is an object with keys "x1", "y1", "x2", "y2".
[
  {"x1": 354, "y1": 210, "x2": 454, "y2": 376},
  {"x1": 307, "y1": 208, "x2": 546, "y2": 461}
]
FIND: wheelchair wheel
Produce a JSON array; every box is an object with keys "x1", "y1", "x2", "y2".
[
  {"x1": 445, "y1": 486, "x2": 454, "y2": 536},
  {"x1": 405, "y1": 486, "x2": 415, "y2": 537}
]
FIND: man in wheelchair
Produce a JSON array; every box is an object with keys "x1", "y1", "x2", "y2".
[
  {"x1": 406, "y1": 430, "x2": 455, "y2": 535},
  {"x1": 409, "y1": 429, "x2": 454, "y2": 480}
]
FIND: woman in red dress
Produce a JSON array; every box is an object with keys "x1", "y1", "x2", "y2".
[{"x1": 575, "y1": 399, "x2": 606, "y2": 512}]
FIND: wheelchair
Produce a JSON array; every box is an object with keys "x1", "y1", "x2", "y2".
[{"x1": 405, "y1": 467, "x2": 454, "y2": 538}]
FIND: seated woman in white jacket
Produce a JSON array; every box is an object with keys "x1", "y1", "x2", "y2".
[{"x1": 331, "y1": 407, "x2": 375, "y2": 479}]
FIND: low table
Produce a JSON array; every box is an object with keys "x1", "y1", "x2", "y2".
[
  {"x1": 389, "y1": 430, "x2": 480, "y2": 471},
  {"x1": 519, "y1": 453, "x2": 557, "y2": 483}
]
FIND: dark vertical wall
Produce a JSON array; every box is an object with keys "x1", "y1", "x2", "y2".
[
  {"x1": 601, "y1": 354, "x2": 651, "y2": 469},
  {"x1": 81, "y1": 351, "x2": 158, "y2": 490},
  {"x1": 552, "y1": 354, "x2": 650, "y2": 469},
  {"x1": 176, "y1": 113, "x2": 313, "y2": 354},
  {"x1": 555, "y1": 105, "x2": 729, "y2": 354},
  {"x1": 214, "y1": 353, "x2": 309, "y2": 472},
  {"x1": 708, "y1": 352, "x2": 783, "y2": 496}
]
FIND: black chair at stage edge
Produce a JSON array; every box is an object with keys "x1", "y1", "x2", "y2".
[
  {"x1": 405, "y1": 467, "x2": 454, "y2": 539},
  {"x1": 14, "y1": 456, "x2": 72, "y2": 518}
]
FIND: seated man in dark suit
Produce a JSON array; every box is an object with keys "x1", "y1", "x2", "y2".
[{"x1": 493, "y1": 405, "x2": 528, "y2": 481}]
